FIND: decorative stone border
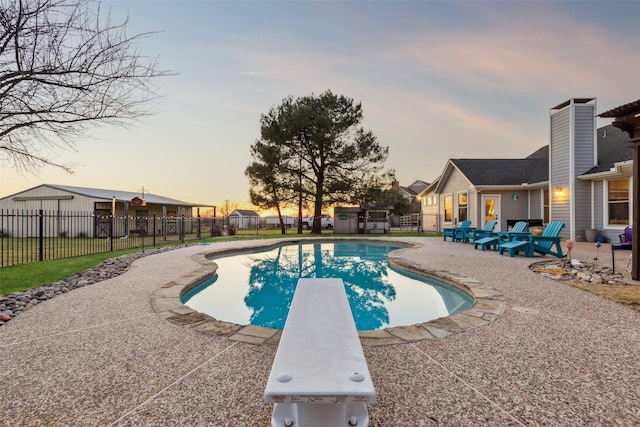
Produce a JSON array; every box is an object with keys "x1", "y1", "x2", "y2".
[{"x1": 151, "y1": 240, "x2": 506, "y2": 346}]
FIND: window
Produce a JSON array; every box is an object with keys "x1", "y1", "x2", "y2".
[
  {"x1": 607, "y1": 178, "x2": 630, "y2": 225},
  {"x1": 368, "y1": 211, "x2": 387, "y2": 222},
  {"x1": 458, "y1": 193, "x2": 468, "y2": 222},
  {"x1": 444, "y1": 195, "x2": 452, "y2": 222},
  {"x1": 424, "y1": 195, "x2": 436, "y2": 207}
]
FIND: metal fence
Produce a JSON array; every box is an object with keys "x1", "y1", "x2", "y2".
[{"x1": 0, "y1": 209, "x2": 222, "y2": 267}]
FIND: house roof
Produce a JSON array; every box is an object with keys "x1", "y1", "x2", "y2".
[
  {"x1": 525, "y1": 145, "x2": 549, "y2": 159},
  {"x1": 32, "y1": 184, "x2": 205, "y2": 206},
  {"x1": 583, "y1": 125, "x2": 632, "y2": 175},
  {"x1": 398, "y1": 186, "x2": 416, "y2": 197},
  {"x1": 435, "y1": 123, "x2": 631, "y2": 190},
  {"x1": 407, "y1": 180, "x2": 429, "y2": 194},
  {"x1": 450, "y1": 151, "x2": 548, "y2": 186}
]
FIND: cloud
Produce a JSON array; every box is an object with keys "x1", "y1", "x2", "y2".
[{"x1": 391, "y1": 3, "x2": 640, "y2": 99}]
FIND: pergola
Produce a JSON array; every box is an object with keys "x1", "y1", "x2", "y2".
[{"x1": 599, "y1": 99, "x2": 640, "y2": 280}]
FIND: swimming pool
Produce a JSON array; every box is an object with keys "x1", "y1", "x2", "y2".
[{"x1": 182, "y1": 241, "x2": 473, "y2": 331}]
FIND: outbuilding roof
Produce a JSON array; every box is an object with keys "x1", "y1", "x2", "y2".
[
  {"x1": 32, "y1": 184, "x2": 206, "y2": 206},
  {"x1": 230, "y1": 209, "x2": 260, "y2": 216}
]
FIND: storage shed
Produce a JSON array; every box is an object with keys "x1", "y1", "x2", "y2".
[
  {"x1": 228, "y1": 209, "x2": 260, "y2": 229},
  {"x1": 334, "y1": 206, "x2": 390, "y2": 234}
]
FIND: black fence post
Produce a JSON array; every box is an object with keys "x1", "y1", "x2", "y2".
[
  {"x1": 180, "y1": 214, "x2": 185, "y2": 243},
  {"x1": 153, "y1": 213, "x2": 157, "y2": 247},
  {"x1": 109, "y1": 211, "x2": 114, "y2": 252},
  {"x1": 196, "y1": 208, "x2": 201, "y2": 239},
  {"x1": 38, "y1": 209, "x2": 44, "y2": 262}
]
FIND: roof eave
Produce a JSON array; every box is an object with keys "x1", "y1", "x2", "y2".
[
  {"x1": 578, "y1": 160, "x2": 633, "y2": 180},
  {"x1": 476, "y1": 182, "x2": 548, "y2": 192}
]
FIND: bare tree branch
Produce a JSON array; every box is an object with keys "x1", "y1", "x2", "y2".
[{"x1": 0, "y1": 0, "x2": 175, "y2": 172}]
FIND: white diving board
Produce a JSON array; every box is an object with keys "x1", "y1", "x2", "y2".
[{"x1": 264, "y1": 278, "x2": 376, "y2": 427}]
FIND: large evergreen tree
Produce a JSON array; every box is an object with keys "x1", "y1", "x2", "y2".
[{"x1": 246, "y1": 90, "x2": 389, "y2": 234}]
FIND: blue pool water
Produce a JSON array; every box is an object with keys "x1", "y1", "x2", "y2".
[{"x1": 182, "y1": 241, "x2": 473, "y2": 331}]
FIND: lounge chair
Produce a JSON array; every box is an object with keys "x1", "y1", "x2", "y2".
[
  {"x1": 498, "y1": 221, "x2": 565, "y2": 258},
  {"x1": 474, "y1": 221, "x2": 528, "y2": 251},
  {"x1": 611, "y1": 226, "x2": 632, "y2": 273},
  {"x1": 463, "y1": 219, "x2": 498, "y2": 244},
  {"x1": 443, "y1": 220, "x2": 472, "y2": 242}
]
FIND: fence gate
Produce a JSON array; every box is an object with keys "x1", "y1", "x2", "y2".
[
  {"x1": 135, "y1": 210, "x2": 149, "y2": 235},
  {"x1": 95, "y1": 209, "x2": 110, "y2": 237}
]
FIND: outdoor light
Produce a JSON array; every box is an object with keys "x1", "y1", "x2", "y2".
[{"x1": 554, "y1": 186, "x2": 563, "y2": 196}]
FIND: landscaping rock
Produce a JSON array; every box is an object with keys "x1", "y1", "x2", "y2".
[{"x1": 530, "y1": 259, "x2": 626, "y2": 286}]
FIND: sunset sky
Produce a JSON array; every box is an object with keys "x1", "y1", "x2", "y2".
[{"x1": 1, "y1": 1, "x2": 639, "y2": 208}]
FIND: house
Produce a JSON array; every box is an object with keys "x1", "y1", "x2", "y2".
[
  {"x1": 0, "y1": 184, "x2": 206, "y2": 237},
  {"x1": 228, "y1": 209, "x2": 260, "y2": 229},
  {"x1": 420, "y1": 98, "x2": 633, "y2": 242},
  {"x1": 391, "y1": 179, "x2": 429, "y2": 226}
]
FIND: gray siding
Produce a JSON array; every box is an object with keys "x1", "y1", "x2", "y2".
[
  {"x1": 574, "y1": 106, "x2": 596, "y2": 175},
  {"x1": 573, "y1": 104, "x2": 596, "y2": 241},
  {"x1": 549, "y1": 101, "x2": 597, "y2": 241},
  {"x1": 498, "y1": 191, "x2": 529, "y2": 230},
  {"x1": 593, "y1": 180, "x2": 604, "y2": 229},
  {"x1": 439, "y1": 168, "x2": 473, "y2": 229},
  {"x1": 529, "y1": 189, "x2": 543, "y2": 220},
  {"x1": 550, "y1": 108, "x2": 571, "y2": 238},
  {"x1": 573, "y1": 179, "x2": 592, "y2": 241}
]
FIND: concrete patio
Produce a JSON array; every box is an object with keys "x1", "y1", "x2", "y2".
[{"x1": 1, "y1": 237, "x2": 639, "y2": 426}]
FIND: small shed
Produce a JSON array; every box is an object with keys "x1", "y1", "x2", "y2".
[
  {"x1": 334, "y1": 206, "x2": 390, "y2": 234},
  {"x1": 228, "y1": 209, "x2": 260, "y2": 229}
]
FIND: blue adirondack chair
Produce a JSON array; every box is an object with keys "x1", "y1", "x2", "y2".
[
  {"x1": 474, "y1": 221, "x2": 528, "y2": 251},
  {"x1": 443, "y1": 220, "x2": 472, "y2": 241},
  {"x1": 463, "y1": 219, "x2": 498, "y2": 244},
  {"x1": 498, "y1": 221, "x2": 565, "y2": 258}
]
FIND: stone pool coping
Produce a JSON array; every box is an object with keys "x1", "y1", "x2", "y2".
[{"x1": 151, "y1": 239, "x2": 506, "y2": 346}]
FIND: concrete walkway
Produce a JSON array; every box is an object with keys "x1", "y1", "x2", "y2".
[{"x1": 1, "y1": 237, "x2": 639, "y2": 426}]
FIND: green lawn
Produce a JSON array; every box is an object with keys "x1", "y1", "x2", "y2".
[{"x1": 0, "y1": 249, "x2": 141, "y2": 296}]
